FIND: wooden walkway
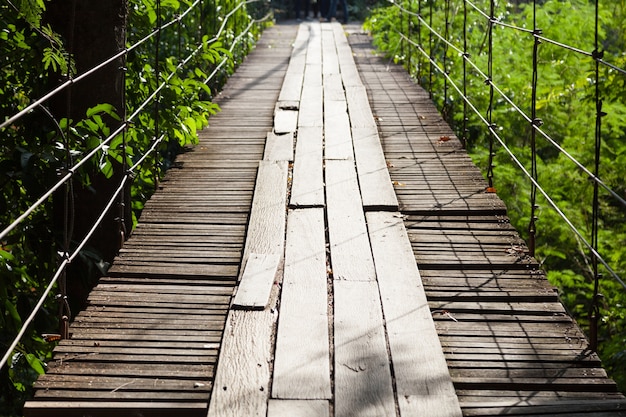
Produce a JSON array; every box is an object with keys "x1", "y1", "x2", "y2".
[{"x1": 24, "y1": 21, "x2": 626, "y2": 417}]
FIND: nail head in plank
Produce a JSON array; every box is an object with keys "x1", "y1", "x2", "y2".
[
  {"x1": 267, "y1": 400, "x2": 330, "y2": 417},
  {"x1": 367, "y1": 211, "x2": 462, "y2": 404},
  {"x1": 325, "y1": 160, "x2": 375, "y2": 281},
  {"x1": 290, "y1": 126, "x2": 325, "y2": 208},
  {"x1": 353, "y1": 127, "x2": 398, "y2": 211},
  {"x1": 207, "y1": 310, "x2": 274, "y2": 417},
  {"x1": 272, "y1": 209, "x2": 331, "y2": 399},
  {"x1": 333, "y1": 280, "x2": 395, "y2": 417},
  {"x1": 232, "y1": 253, "x2": 281, "y2": 310},
  {"x1": 264, "y1": 131, "x2": 295, "y2": 162}
]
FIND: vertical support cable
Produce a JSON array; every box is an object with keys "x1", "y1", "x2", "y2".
[
  {"x1": 442, "y1": 0, "x2": 450, "y2": 120},
  {"x1": 461, "y1": 0, "x2": 468, "y2": 148},
  {"x1": 120, "y1": 6, "x2": 129, "y2": 248},
  {"x1": 58, "y1": 0, "x2": 79, "y2": 340},
  {"x1": 590, "y1": 0, "x2": 604, "y2": 353},
  {"x1": 428, "y1": 0, "x2": 433, "y2": 97},
  {"x1": 407, "y1": 0, "x2": 412, "y2": 75},
  {"x1": 400, "y1": 0, "x2": 405, "y2": 63},
  {"x1": 529, "y1": 0, "x2": 540, "y2": 257},
  {"x1": 154, "y1": 0, "x2": 162, "y2": 191},
  {"x1": 486, "y1": 0, "x2": 495, "y2": 189},
  {"x1": 416, "y1": 0, "x2": 422, "y2": 82}
]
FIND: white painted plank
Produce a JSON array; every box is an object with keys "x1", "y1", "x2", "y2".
[
  {"x1": 367, "y1": 211, "x2": 462, "y2": 416},
  {"x1": 267, "y1": 400, "x2": 329, "y2": 417},
  {"x1": 290, "y1": 126, "x2": 325, "y2": 207},
  {"x1": 324, "y1": 100, "x2": 353, "y2": 160},
  {"x1": 232, "y1": 253, "x2": 281, "y2": 310},
  {"x1": 264, "y1": 131, "x2": 294, "y2": 162},
  {"x1": 325, "y1": 160, "x2": 375, "y2": 281},
  {"x1": 207, "y1": 310, "x2": 274, "y2": 417},
  {"x1": 243, "y1": 160, "x2": 288, "y2": 261},
  {"x1": 399, "y1": 395, "x2": 463, "y2": 417},
  {"x1": 272, "y1": 209, "x2": 331, "y2": 399},
  {"x1": 334, "y1": 280, "x2": 395, "y2": 417},
  {"x1": 345, "y1": 85, "x2": 376, "y2": 129},
  {"x1": 352, "y1": 126, "x2": 398, "y2": 210}
]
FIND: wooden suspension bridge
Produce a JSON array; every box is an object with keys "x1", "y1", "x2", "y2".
[{"x1": 23, "y1": 21, "x2": 626, "y2": 417}]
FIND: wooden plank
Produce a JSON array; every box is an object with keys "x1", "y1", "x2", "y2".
[
  {"x1": 323, "y1": 73, "x2": 345, "y2": 101},
  {"x1": 267, "y1": 400, "x2": 329, "y2": 417},
  {"x1": 353, "y1": 126, "x2": 398, "y2": 211},
  {"x1": 290, "y1": 126, "x2": 324, "y2": 207},
  {"x1": 207, "y1": 310, "x2": 274, "y2": 417},
  {"x1": 264, "y1": 131, "x2": 294, "y2": 162},
  {"x1": 299, "y1": 72, "x2": 323, "y2": 127},
  {"x1": 325, "y1": 160, "x2": 375, "y2": 281},
  {"x1": 345, "y1": 85, "x2": 376, "y2": 129},
  {"x1": 24, "y1": 402, "x2": 207, "y2": 417},
  {"x1": 272, "y1": 209, "x2": 331, "y2": 399},
  {"x1": 321, "y1": 27, "x2": 339, "y2": 75},
  {"x1": 274, "y1": 107, "x2": 298, "y2": 135},
  {"x1": 333, "y1": 280, "x2": 395, "y2": 417},
  {"x1": 242, "y1": 160, "x2": 288, "y2": 260},
  {"x1": 324, "y1": 100, "x2": 353, "y2": 160},
  {"x1": 232, "y1": 253, "x2": 280, "y2": 310},
  {"x1": 367, "y1": 211, "x2": 461, "y2": 415}
]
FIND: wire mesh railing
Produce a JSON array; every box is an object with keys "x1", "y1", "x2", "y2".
[
  {"x1": 0, "y1": 0, "x2": 271, "y2": 385},
  {"x1": 367, "y1": 0, "x2": 625, "y2": 354}
]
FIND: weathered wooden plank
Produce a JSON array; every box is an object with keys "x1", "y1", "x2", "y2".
[
  {"x1": 321, "y1": 26, "x2": 339, "y2": 75},
  {"x1": 264, "y1": 131, "x2": 294, "y2": 162},
  {"x1": 267, "y1": 400, "x2": 329, "y2": 417},
  {"x1": 325, "y1": 160, "x2": 375, "y2": 281},
  {"x1": 24, "y1": 401, "x2": 207, "y2": 417},
  {"x1": 274, "y1": 107, "x2": 298, "y2": 135},
  {"x1": 272, "y1": 209, "x2": 331, "y2": 399},
  {"x1": 345, "y1": 85, "x2": 376, "y2": 129},
  {"x1": 353, "y1": 126, "x2": 398, "y2": 210},
  {"x1": 242, "y1": 160, "x2": 288, "y2": 260},
  {"x1": 323, "y1": 73, "x2": 345, "y2": 101},
  {"x1": 333, "y1": 280, "x2": 395, "y2": 417},
  {"x1": 232, "y1": 253, "x2": 280, "y2": 310},
  {"x1": 324, "y1": 100, "x2": 353, "y2": 160},
  {"x1": 207, "y1": 310, "x2": 274, "y2": 417},
  {"x1": 367, "y1": 211, "x2": 461, "y2": 415},
  {"x1": 299, "y1": 72, "x2": 323, "y2": 127},
  {"x1": 290, "y1": 126, "x2": 324, "y2": 207}
]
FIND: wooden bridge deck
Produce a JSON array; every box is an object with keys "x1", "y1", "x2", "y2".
[{"x1": 24, "y1": 22, "x2": 626, "y2": 417}]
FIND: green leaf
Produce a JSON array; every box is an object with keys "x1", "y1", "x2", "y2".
[{"x1": 25, "y1": 354, "x2": 45, "y2": 375}]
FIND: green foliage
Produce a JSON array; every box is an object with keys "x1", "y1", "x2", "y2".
[{"x1": 366, "y1": 0, "x2": 626, "y2": 392}]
